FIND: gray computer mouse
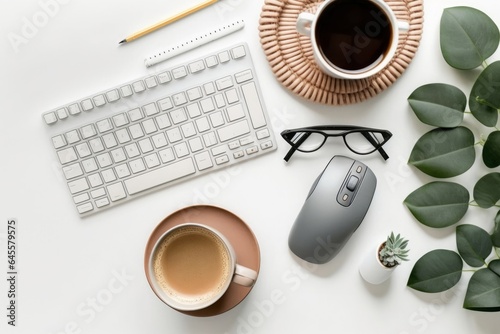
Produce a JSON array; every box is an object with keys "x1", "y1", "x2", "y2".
[{"x1": 288, "y1": 155, "x2": 377, "y2": 264}]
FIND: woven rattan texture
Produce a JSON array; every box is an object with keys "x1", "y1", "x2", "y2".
[{"x1": 258, "y1": 0, "x2": 424, "y2": 105}]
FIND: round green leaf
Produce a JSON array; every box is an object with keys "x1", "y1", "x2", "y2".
[
  {"x1": 473, "y1": 173, "x2": 500, "y2": 208},
  {"x1": 408, "y1": 83, "x2": 466, "y2": 128},
  {"x1": 404, "y1": 182, "x2": 469, "y2": 228},
  {"x1": 488, "y1": 259, "x2": 500, "y2": 277},
  {"x1": 469, "y1": 61, "x2": 500, "y2": 127},
  {"x1": 464, "y1": 268, "x2": 500, "y2": 312},
  {"x1": 440, "y1": 7, "x2": 500, "y2": 69},
  {"x1": 409, "y1": 127, "x2": 476, "y2": 178},
  {"x1": 407, "y1": 249, "x2": 463, "y2": 293},
  {"x1": 483, "y1": 131, "x2": 500, "y2": 168},
  {"x1": 492, "y1": 211, "x2": 500, "y2": 248},
  {"x1": 456, "y1": 224, "x2": 492, "y2": 267}
]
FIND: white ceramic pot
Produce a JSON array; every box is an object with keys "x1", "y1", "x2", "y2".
[{"x1": 359, "y1": 242, "x2": 396, "y2": 284}]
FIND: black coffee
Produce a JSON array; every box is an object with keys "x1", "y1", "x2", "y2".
[{"x1": 316, "y1": 0, "x2": 392, "y2": 71}]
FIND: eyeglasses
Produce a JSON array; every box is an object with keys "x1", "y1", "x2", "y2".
[{"x1": 280, "y1": 125, "x2": 392, "y2": 162}]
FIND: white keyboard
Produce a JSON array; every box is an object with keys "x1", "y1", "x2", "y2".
[{"x1": 42, "y1": 43, "x2": 277, "y2": 216}]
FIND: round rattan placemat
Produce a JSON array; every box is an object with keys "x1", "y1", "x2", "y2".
[{"x1": 258, "y1": 0, "x2": 424, "y2": 105}]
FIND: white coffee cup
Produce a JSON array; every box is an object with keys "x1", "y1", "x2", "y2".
[
  {"x1": 147, "y1": 223, "x2": 257, "y2": 311},
  {"x1": 296, "y1": 0, "x2": 409, "y2": 80}
]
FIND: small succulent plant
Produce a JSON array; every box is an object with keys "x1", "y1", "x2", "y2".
[{"x1": 379, "y1": 232, "x2": 410, "y2": 268}]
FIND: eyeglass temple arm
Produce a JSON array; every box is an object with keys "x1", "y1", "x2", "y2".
[
  {"x1": 283, "y1": 132, "x2": 311, "y2": 162},
  {"x1": 362, "y1": 132, "x2": 389, "y2": 160}
]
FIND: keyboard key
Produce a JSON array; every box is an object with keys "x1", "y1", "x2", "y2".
[
  {"x1": 128, "y1": 108, "x2": 143, "y2": 122},
  {"x1": 152, "y1": 133, "x2": 168, "y2": 148},
  {"x1": 218, "y1": 51, "x2": 230, "y2": 63},
  {"x1": 170, "y1": 108, "x2": 188, "y2": 124},
  {"x1": 101, "y1": 169, "x2": 117, "y2": 183},
  {"x1": 68, "y1": 103, "x2": 81, "y2": 115},
  {"x1": 215, "y1": 155, "x2": 229, "y2": 165},
  {"x1": 216, "y1": 76, "x2": 233, "y2": 91},
  {"x1": 214, "y1": 94, "x2": 226, "y2": 108},
  {"x1": 125, "y1": 143, "x2": 140, "y2": 158},
  {"x1": 172, "y1": 66, "x2": 188, "y2": 79},
  {"x1": 52, "y1": 135, "x2": 67, "y2": 149},
  {"x1": 115, "y1": 164, "x2": 131, "y2": 178},
  {"x1": 57, "y1": 147, "x2": 78, "y2": 164},
  {"x1": 82, "y1": 158, "x2": 98, "y2": 173},
  {"x1": 173, "y1": 92, "x2": 188, "y2": 106},
  {"x1": 246, "y1": 146, "x2": 259, "y2": 155},
  {"x1": 187, "y1": 87, "x2": 203, "y2": 101},
  {"x1": 120, "y1": 85, "x2": 133, "y2": 97},
  {"x1": 189, "y1": 60, "x2": 205, "y2": 73},
  {"x1": 43, "y1": 112, "x2": 58, "y2": 125},
  {"x1": 96, "y1": 152, "x2": 112, "y2": 168},
  {"x1": 188, "y1": 137, "x2": 203, "y2": 152},
  {"x1": 145, "y1": 76, "x2": 158, "y2": 88},
  {"x1": 143, "y1": 103, "x2": 159, "y2": 116},
  {"x1": 96, "y1": 119, "x2": 113, "y2": 133},
  {"x1": 210, "y1": 112, "x2": 225, "y2": 127},
  {"x1": 205, "y1": 55, "x2": 218, "y2": 68},
  {"x1": 93, "y1": 94, "x2": 106, "y2": 107},
  {"x1": 181, "y1": 122, "x2": 196, "y2": 138},
  {"x1": 62, "y1": 163, "x2": 83, "y2": 180},
  {"x1": 95, "y1": 198, "x2": 110, "y2": 208},
  {"x1": 166, "y1": 128, "x2": 182, "y2": 143},
  {"x1": 68, "y1": 177, "x2": 89, "y2": 194},
  {"x1": 202, "y1": 132, "x2": 218, "y2": 147},
  {"x1": 115, "y1": 128, "x2": 131, "y2": 144},
  {"x1": 124, "y1": 158, "x2": 196, "y2": 195},
  {"x1": 195, "y1": 117, "x2": 210, "y2": 133},
  {"x1": 261, "y1": 140, "x2": 274, "y2": 150},
  {"x1": 77, "y1": 202, "x2": 94, "y2": 214},
  {"x1": 132, "y1": 80, "x2": 146, "y2": 93},
  {"x1": 194, "y1": 151, "x2": 213, "y2": 170},
  {"x1": 65, "y1": 130, "x2": 80, "y2": 144},
  {"x1": 112, "y1": 113, "x2": 129, "y2": 127},
  {"x1": 73, "y1": 193, "x2": 90, "y2": 204},
  {"x1": 88, "y1": 173, "x2": 103, "y2": 187},
  {"x1": 89, "y1": 138, "x2": 105, "y2": 153},
  {"x1": 256, "y1": 128, "x2": 270, "y2": 139},
  {"x1": 129, "y1": 124, "x2": 144, "y2": 139},
  {"x1": 106, "y1": 89, "x2": 120, "y2": 102},
  {"x1": 138, "y1": 138, "x2": 154, "y2": 153},
  {"x1": 129, "y1": 158, "x2": 146, "y2": 174},
  {"x1": 142, "y1": 119, "x2": 158, "y2": 134},
  {"x1": 157, "y1": 71, "x2": 171, "y2": 84},
  {"x1": 155, "y1": 114, "x2": 171, "y2": 129},
  {"x1": 81, "y1": 99, "x2": 93, "y2": 111},
  {"x1": 81, "y1": 124, "x2": 97, "y2": 139},
  {"x1": 174, "y1": 142, "x2": 189, "y2": 158},
  {"x1": 231, "y1": 45, "x2": 246, "y2": 59},
  {"x1": 102, "y1": 133, "x2": 118, "y2": 148},
  {"x1": 144, "y1": 153, "x2": 160, "y2": 168},
  {"x1": 57, "y1": 108, "x2": 69, "y2": 120},
  {"x1": 159, "y1": 148, "x2": 175, "y2": 163},
  {"x1": 227, "y1": 104, "x2": 245, "y2": 121},
  {"x1": 107, "y1": 182, "x2": 127, "y2": 202},
  {"x1": 242, "y1": 82, "x2": 267, "y2": 129},
  {"x1": 200, "y1": 98, "x2": 215, "y2": 113},
  {"x1": 203, "y1": 82, "x2": 216, "y2": 95},
  {"x1": 76, "y1": 142, "x2": 91, "y2": 158},
  {"x1": 235, "y1": 69, "x2": 253, "y2": 84},
  {"x1": 187, "y1": 103, "x2": 202, "y2": 118},
  {"x1": 111, "y1": 148, "x2": 127, "y2": 162},
  {"x1": 158, "y1": 97, "x2": 173, "y2": 111},
  {"x1": 91, "y1": 188, "x2": 106, "y2": 198},
  {"x1": 225, "y1": 88, "x2": 239, "y2": 104},
  {"x1": 217, "y1": 120, "x2": 250, "y2": 142}
]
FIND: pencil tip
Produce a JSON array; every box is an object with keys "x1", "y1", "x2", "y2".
[{"x1": 119, "y1": 39, "x2": 126, "y2": 45}]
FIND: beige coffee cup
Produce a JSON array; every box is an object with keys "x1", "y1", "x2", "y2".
[
  {"x1": 147, "y1": 223, "x2": 257, "y2": 311},
  {"x1": 296, "y1": 0, "x2": 409, "y2": 80}
]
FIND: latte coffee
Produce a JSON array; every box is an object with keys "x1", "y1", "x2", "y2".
[{"x1": 152, "y1": 225, "x2": 231, "y2": 305}]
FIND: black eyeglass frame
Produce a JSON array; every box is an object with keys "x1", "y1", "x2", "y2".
[{"x1": 280, "y1": 125, "x2": 393, "y2": 162}]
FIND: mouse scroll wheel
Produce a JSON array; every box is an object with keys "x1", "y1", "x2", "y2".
[{"x1": 346, "y1": 175, "x2": 359, "y2": 191}]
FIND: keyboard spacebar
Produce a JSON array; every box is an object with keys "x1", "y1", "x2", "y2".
[{"x1": 124, "y1": 158, "x2": 196, "y2": 195}]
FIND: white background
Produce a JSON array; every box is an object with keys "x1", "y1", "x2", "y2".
[{"x1": 2, "y1": 0, "x2": 500, "y2": 333}]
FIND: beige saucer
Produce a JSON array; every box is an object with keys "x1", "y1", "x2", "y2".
[{"x1": 144, "y1": 205, "x2": 261, "y2": 317}]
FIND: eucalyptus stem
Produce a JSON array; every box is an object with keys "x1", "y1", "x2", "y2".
[
  {"x1": 482, "y1": 60, "x2": 489, "y2": 69},
  {"x1": 495, "y1": 247, "x2": 500, "y2": 259}
]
